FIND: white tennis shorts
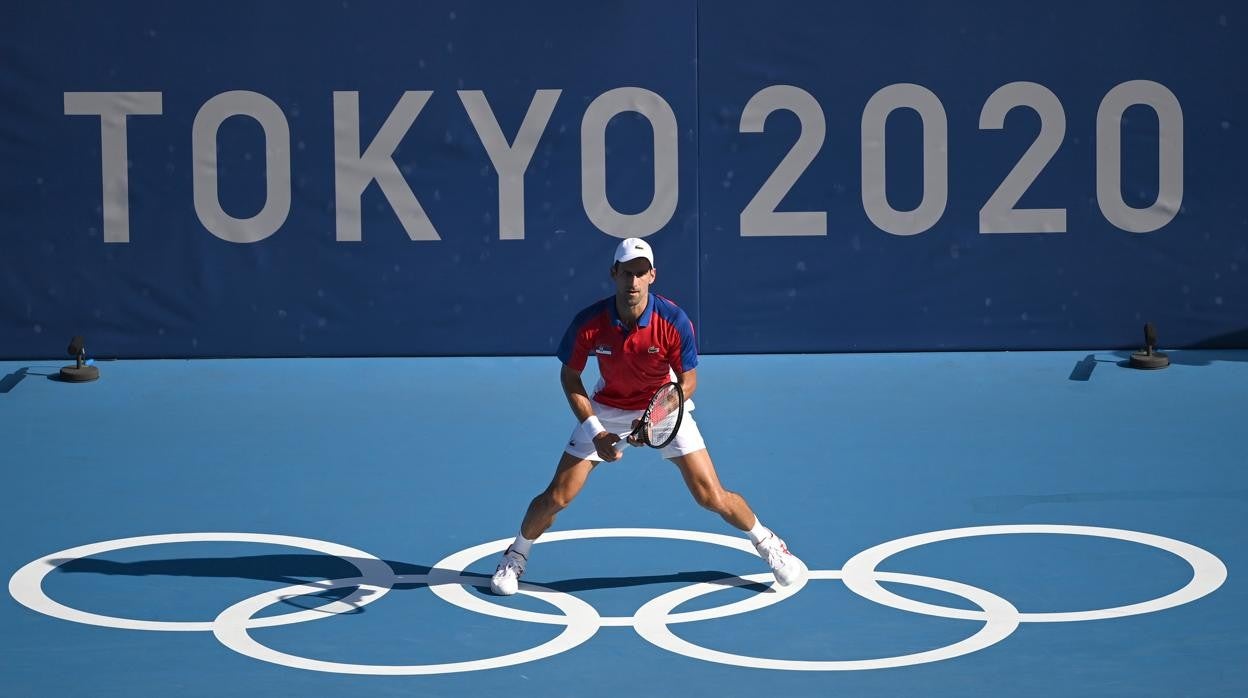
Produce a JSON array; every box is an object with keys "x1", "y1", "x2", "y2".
[{"x1": 565, "y1": 399, "x2": 706, "y2": 461}]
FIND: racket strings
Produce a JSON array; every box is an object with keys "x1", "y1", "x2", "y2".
[{"x1": 644, "y1": 385, "x2": 682, "y2": 446}]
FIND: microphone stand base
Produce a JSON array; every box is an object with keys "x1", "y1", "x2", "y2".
[
  {"x1": 59, "y1": 365, "x2": 100, "y2": 382},
  {"x1": 1129, "y1": 351, "x2": 1170, "y2": 370}
]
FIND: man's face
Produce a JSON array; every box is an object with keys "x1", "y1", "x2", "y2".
[{"x1": 611, "y1": 258, "x2": 656, "y2": 307}]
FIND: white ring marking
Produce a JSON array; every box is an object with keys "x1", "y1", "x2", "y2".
[
  {"x1": 427, "y1": 527, "x2": 800, "y2": 627},
  {"x1": 840, "y1": 524, "x2": 1228, "y2": 622},
  {"x1": 633, "y1": 570, "x2": 1020, "y2": 670},
  {"x1": 8, "y1": 533, "x2": 394, "y2": 631},
  {"x1": 212, "y1": 573, "x2": 600, "y2": 675}
]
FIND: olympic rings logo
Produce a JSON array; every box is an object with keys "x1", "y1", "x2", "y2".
[{"x1": 8, "y1": 525, "x2": 1227, "y2": 674}]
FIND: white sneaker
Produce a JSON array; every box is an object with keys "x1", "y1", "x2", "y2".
[
  {"x1": 490, "y1": 547, "x2": 527, "y2": 596},
  {"x1": 754, "y1": 534, "x2": 807, "y2": 587}
]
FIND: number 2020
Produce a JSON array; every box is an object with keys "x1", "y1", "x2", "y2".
[{"x1": 740, "y1": 80, "x2": 1183, "y2": 237}]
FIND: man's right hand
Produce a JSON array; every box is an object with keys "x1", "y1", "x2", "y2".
[
  {"x1": 593, "y1": 432, "x2": 624, "y2": 461},
  {"x1": 626, "y1": 418, "x2": 643, "y2": 446}
]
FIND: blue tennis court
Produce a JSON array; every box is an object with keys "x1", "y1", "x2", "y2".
[
  {"x1": 2, "y1": 351, "x2": 1243, "y2": 697},
  {"x1": 5, "y1": 2, "x2": 1248, "y2": 696}
]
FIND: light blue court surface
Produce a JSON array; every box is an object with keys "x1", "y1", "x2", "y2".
[{"x1": 1, "y1": 352, "x2": 1245, "y2": 697}]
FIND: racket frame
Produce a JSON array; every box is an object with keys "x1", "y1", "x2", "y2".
[{"x1": 623, "y1": 381, "x2": 684, "y2": 450}]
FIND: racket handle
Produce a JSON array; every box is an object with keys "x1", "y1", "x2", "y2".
[{"x1": 613, "y1": 435, "x2": 641, "y2": 454}]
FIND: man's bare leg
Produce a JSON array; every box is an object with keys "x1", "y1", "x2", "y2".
[
  {"x1": 492, "y1": 452, "x2": 595, "y2": 595},
  {"x1": 670, "y1": 448, "x2": 808, "y2": 586},
  {"x1": 670, "y1": 449, "x2": 755, "y2": 530},
  {"x1": 521, "y1": 452, "x2": 597, "y2": 539}
]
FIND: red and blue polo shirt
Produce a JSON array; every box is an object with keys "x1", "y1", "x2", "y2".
[{"x1": 557, "y1": 293, "x2": 698, "y2": 410}]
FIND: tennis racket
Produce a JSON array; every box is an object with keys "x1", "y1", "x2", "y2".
[{"x1": 615, "y1": 381, "x2": 684, "y2": 452}]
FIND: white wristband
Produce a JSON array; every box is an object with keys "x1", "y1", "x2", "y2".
[{"x1": 581, "y1": 415, "x2": 606, "y2": 440}]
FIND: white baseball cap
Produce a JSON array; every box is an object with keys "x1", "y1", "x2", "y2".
[{"x1": 613, "y1": 237, "x2": 655, "y2": 267}]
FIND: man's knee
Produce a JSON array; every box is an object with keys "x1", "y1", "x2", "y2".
[
  {"x1": 691, "y1": 485, "x2": 727, "y2": 513},
  {"x1": 538, "y1": 487, "x2": 576, "y2": 512}
]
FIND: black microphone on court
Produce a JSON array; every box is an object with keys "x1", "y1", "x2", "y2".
[
  {"x1": 59, "y1": 335, "x2": 100, "y2": 382},
  {"x1": 67, "y1": 336, "x2": 86, "y2": 366},
  {"x1": 1129, "y1": 322, "x2": 1170, "y2": 370}
]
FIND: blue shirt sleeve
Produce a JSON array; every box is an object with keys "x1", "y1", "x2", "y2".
[
  {"x1": 655, "y1": 297, "x2": 698, "y2": 373},
  {"x1": 673, "y1": 309, "x2": 698, "y2": 372}
]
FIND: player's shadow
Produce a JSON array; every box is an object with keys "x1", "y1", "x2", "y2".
[
  {"x1": 49, "y1": 554, "x2": 426, "y2": 613},
  {"x1": 539, "y1": 571, "x2": 769, "y2": 594},
  {"x1": 48, "y1": 554, "x2": 765, "y2": 611}
]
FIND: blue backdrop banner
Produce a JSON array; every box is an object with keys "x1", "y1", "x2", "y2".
[
  {"x1": 1, "y1": 1, "x2": 1244, "y2": 358},
  {"x1": 697, "y1": 0, "x2": 1246, "y2": 352}
]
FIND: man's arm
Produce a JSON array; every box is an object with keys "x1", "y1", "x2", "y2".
[
  {"x1": 676, "y1": 367, "x2": 697, "y2": 400},
  {"x1": 560, "y1": 363, "x2": 596, "y2": 422},
  {"x1": 561, "y1": 363, "x2": 624, "y2": 461}
]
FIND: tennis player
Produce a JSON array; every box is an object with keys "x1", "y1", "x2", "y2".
[{"x1": 491, "y1": 237, "x2": 807, "y2": 595}]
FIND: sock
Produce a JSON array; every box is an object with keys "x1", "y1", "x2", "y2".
[
  {"x1": 746, "y1": 518, "x2": 772, "y2": 545},
  {"x1": 509, "y1": 532, "x2": 534, "y2": 559}
]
